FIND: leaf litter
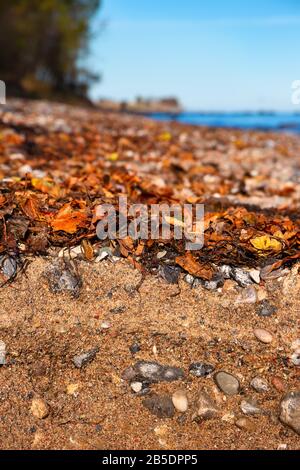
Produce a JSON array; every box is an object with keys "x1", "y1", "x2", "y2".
[{"x1": 1, "y1": 99, "x2": 300, "y2": 284}]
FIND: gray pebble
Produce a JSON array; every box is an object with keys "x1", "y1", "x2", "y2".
[
  {"x1": 214, "y1": 371, "x2": 240, "y2": 396},
  {"x1": 279, "y1": 391, "x2": 300, "y2": 435},
  {"x1": 189, "y1": 362, "x2": 215, "y2": 377},
  {"x1": 73, "y1": 347, "x2": 99, "y2": 368},
  {"x1": 203, "y1": 274, "x2": 224, "y2": 291},
  {"x1": 0, "y1": 256, "x2": 17, "y2": 279},
  {"x1": 158, "y1": 265, "x2": 181, "y2": 284},
  {"x1": 291, "y1": 351, "x2": 300, "y2": 367},
  {"x1": 126, "y1": 361, "x2": 184, "y2": 384},
  {"x1": 0, "y1": 340, "x2": 6, "y2": 366},
  {"x1": 230, "y1": 268, "x2": 253, "y2": 287},
  {"x1": 143, "y1": 394, "x2": 175, "y2": 418},
  {"x1": 250, "y1": 377, "x2": 269, "y2": 393},
  {"x1": 196, "y1": 391, "x2": 218, "y2": 420},
  {"x1": 256, "y1": 300, "x2": 277, "y2": 317},
  {"x1": 44, "y1": 261, "x2": 82, "y2": 297},
  {"x1": 240, "y1": 399, "x2": 262, "y2": 416}
]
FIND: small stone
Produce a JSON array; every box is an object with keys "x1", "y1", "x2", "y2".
[
  {"x1": 249, "y1": 269, "x2": 260, "y2": 284},
  {"x1": 196, "y1": 391, "x2": 218, "y2": 420},
  {"x1": 0, "y1": 340, "x2": 6, "y2": 366},
  {"x1": 231, "y1": 268, "x2": 253, "y2": 287},
  {"x1": 203, "y1": 274, "x2": 224, "y2": 291},
  {"x1": 219, "y1": 265, "x2": 232, "y2": 279},
  {"x1": 290, "y1": 350, "x2": 300, "y2": 367},
  {"x1": 184, "y1": 274, "x2": 195, "y2": 285},
  {"x1": 279, "y1": 391, "x2": 300, "y2": 435},
  {"x1": 189, "y1": 362, "x2": 215, "y2": 377},
  {"x1": 127, "y1": 361, "x2": 184, "y2": 384},
  {"x1": 129, "y1": 343, "x2": 141, "y2": 354},
  {"x1": 157, "y1": 250, "x2": 167, "y2": 259},
  {"x1": 100, "y1": 321, "x2": 111, "y2": 329},
  {"x1": 95, "y1": 247, "x2": 112, "y2": 262},
  {"x1": 131, "y1": 382, "x2": 143, "y2": 393},
  {"x1": 253, "y1": 328, "x2": 273, "y2": 344},
  {"x1": 0, "y1": 256, "x2": 17, "y2": 279},
  {"x1": 73, "y1": 347, "x2": 99, "y2": 368},
  {"x1": 44, "y1": 261, "x2": 82, "y2": 298},
  {"x1": 235, "y1": 417, "x2": 255, "y2": 431},
  {"x1": 172, "y1": 390, "x2": 188, "y2": 413},
  {"x1": 235, "y1": 286, "x2": 257, "y2": 304},
  {"x1": 250, "y1": 377, "x2": 269, "y2": 393},
  {"x1": 214, "y1": 371, "x2": 240, "y2": 396},
  {"x1": 256, "y1": 300, "x2": 277, "y2": 318},
  {"x1": 158, "y1": 265, "x2": 181, "y2": 284},
  {"x1": 271, "y1": 376, "x2": 286, "y2": 393},
  {"x1": 240, "y1": 399, "x2": 262, "y2": 415},
  {"x1": 30, "y1": 398, "x2": 49, "y2": 419},
  {"x1": 66, "y1": 383, "x2": 79, "y2": 395},
  {"x1": 143, "y1": 394, "x2": 175, "y2": 418}
]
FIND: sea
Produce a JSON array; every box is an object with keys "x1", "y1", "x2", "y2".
[{"x1": 149, "y1": 112, "x2": 300, "y2": 133}]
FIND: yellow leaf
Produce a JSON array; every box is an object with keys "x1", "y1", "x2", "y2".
[
  {"x1": 107, "y1": 152, "x2": 119, "y2": 161},
  {"x1": 158, "y1": 132, "x2": 172, "y2": 142},
  {"x1": 250, "y1": 235, "x2": 282, "y2": 254},
  {"x1": 32, "y1": 178, "x2": 64, "y2": 198}
]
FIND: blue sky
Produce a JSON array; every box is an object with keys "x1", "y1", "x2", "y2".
[{"x1": 89, "y1": 0, "x2": 300, "y2": 111}]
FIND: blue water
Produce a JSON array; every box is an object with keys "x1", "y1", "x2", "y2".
[{"x1": 149, "y1": 112, "x2": 300, "y2": 132}]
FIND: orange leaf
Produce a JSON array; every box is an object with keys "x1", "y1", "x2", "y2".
[
  {"x1": 176, "y1": 252, "x2": 213, "y2": 280},
  {"x1": 50, "y1": 204, "x2": 87, "y2": 234}
]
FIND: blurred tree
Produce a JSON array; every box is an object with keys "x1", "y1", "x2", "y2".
[{"x1": 0, "y1": 0, "x2": 101, "y2": 101}]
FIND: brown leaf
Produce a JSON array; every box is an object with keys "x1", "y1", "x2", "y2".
[{"x1": 176, "y1": 252, "x2": 213, "y2": 280}]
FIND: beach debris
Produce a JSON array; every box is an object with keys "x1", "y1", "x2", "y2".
[
  {"x1": 73, "y1": 347, "x2": 99, "y2": 368},
  {"x1": 253, "y1": 328, "x2": 273, "y2": 344},
  {"x1": 172, "y1": 390, "x2": 188, "y2": 413},
  {"x1": 143, "y1": 394, "x2": 175, "y2": 418},
  {"x1": 214, "y1": 371, "x2": 240, "y2": 396},
  {"x1": 189, "y1": 362, "x2": 215, "y2": 377},
  {"x1": 122, "y1": 361, "x2": 184, "y2": 384},
  {"x1": 279, "y1": 392, "x2": 300, "y2": 435}
]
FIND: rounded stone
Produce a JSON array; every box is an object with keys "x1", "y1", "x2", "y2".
[
  {"x1": 279, "y1": 391, "x2": 300, "y2": 435},
  {"x1": 214, "y1": 371, "x2": 240, "y2": 396},
  {"x1": 250, "y1": 377, "x2": 269, "y2": 393},
  {"x1": 172, "y1": 390, "x2": 188, "y2": 413},
  {"x1": 253, "y1": 328, "x2": 273, "y2": 344},
  {"x1": 30, "y1": 398, "x2": 49, "y2": 419}
]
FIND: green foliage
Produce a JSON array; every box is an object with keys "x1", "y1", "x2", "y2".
[{"x1": 0, "y1": 0, "x2": 101, "y2": 100}]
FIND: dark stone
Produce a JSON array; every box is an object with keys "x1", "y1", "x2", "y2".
[
  {"x1": 256, "y1": 300, "x2": 277, "y2": 317},
  {"x1": 158, "y1": 265, "x2": 180, "y2": 284},
  {"x1": 189, "y1": 362, "x2": 215, "y2": 377},
  {"x1": 130, "y1": 343, "x2": 141, "y2": 354},
  {"x1": 44, "y1": 260, "x2": 82, "y2": 298},
  {"x1": 73, "y1": 347, "x2": 99, "y2": 368},
  {"x1": 143, "y1": 394, "x2": 175, "y2": 418}
]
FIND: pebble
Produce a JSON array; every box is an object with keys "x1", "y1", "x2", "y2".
[
  {"x1": 271, "y1": 376, "x2": 286, "y2": 393},
  {"x1": 58, "y1": 246, "x2": 82, "y2": 259},
  {"x1": 196, "y1": 391, "x2": 218, "y2": 420},
  {"x1": 291, "y1": 339, "x2": 300, "y2": 351},
  {"x1": 235, "y1": 286, "x2": 257, "y2": 304},
  {"x1": 256, "y1": 300, "x2": 277, "y2": 317},
  {"x1": 100, "y1": 321, "x2": 111, "y2": 330},
  {"x1": 172, "y1": 390, "x2": 188, "y2": 413},
  {"x1": 240, "y1": 399, "x2": 262, "y2": 416},
  {"x1": 290, "y1": 350, "x2": 300, "y2": 367},
  {"x1": 131, "y1": 382, "x2": 143, "y2": 393},
  {"x1": 230, "y1": 268, "x2": 253, "y2": 287},
  {"x1": 44, "y1": 261, "x2": 82, "y2": 298},
  {"x1": 124, "y1": 361, "x2": 184, "y2": 384},
  {"x1": 253, "y1": 328, "x2": 273, "y2": 344},
  {"x1": 73, "y1": 347, "x2": 99, "y2": 368},
  {"x1": 249, "y1": 269, "x2": 260, "y2": 284},
  {"x1": 219, "y1": 265, "x2": 232, "y2": 279},
  {"x1": 0, "y1": 255, "x2": 17, "y2": 279},
  {"x1": 143, "y1": 394, "x2": 175, "y2": 418},
  {"x1": 157, "y1": 250, "x2": 167, "y2": 259},
  {"x1": 158, "y1": 265, "x2": 181, "y2": 284},
  {"x1": 184, "y1": 274, "x2": 195, "y2": 286},
  {"x1": 279, "y1": 391, "x2": 300, "y2": 435},
  {"x1": 202, "y1": 274, "x2": 224, "y2": 291},
  {"x1": 95, "y1": 247, "x2": 113, "y2": 262},
  {"x1": 30, "y1": 398, "x2": 49, "y2": 419},
  {"x1": 129, "y1": 343, "x2": 141, "y2": 354},
  {"x1": 214, "y1": 371, "x2": 240, "y2": 396},
  {"x1": 250, "y1": 377, "x2": 269, "y2": 393},
  {"x1": 0, "y1": 340, "x2": 6, "y2": 366},
  {"x1": 189, "y1": 362, "x2": 215, "y2": 377},
  {"x1": 235, "y1": 417, "x2": 255, "y2": 432}
]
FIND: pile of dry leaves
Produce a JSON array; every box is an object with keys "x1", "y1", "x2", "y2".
[{"x1": 1, "y1": 99, "x2": 300, "y2": 283}]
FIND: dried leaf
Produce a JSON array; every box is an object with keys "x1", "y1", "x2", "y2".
[
  {"x1": 176, "y1": 252, "x2": 213, "y2": 280},
  {"x1": 50, "y1": 203, "x2": 87, "y2": 234}
]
